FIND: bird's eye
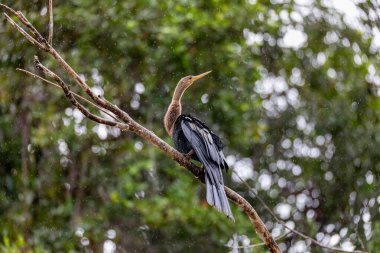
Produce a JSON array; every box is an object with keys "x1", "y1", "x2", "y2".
[{"x1": 189, "y1": 77, "x2": 192, "y2": 80}]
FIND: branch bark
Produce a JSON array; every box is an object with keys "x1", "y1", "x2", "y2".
[
  {"x1": 16, "y1": 68, "x2": 121, "y2": 122},
  {"x1": 33, "y1": 56, "x2": 129, "y2": 131},
  {"x1": 1, "y1": 4, "x2": 281, "y2": 253},
  {"x1": 233, "y1": 172, "x2": 367, "y2": 253},
  {"x1": 48, "y1": 0, "x2": 53, "y2": 45}
]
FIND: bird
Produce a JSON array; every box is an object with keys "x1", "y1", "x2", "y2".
[{"x1": 164, "y1": 71, "x2": 234, "y2": 221}]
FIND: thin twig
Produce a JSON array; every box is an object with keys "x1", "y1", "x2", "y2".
[
  {"x1": 16, "y1": 68, "x2": 121, "y2": 122},
  {"x1": 0, "y1": 4, "x2": 17, "y2": 15},
  {"x1": 233, "y1": 172, "x2": 367, "y2": 253},
  {"x1": 2, "y1": 4, "x2": 133, "y2": 123},
  {"x1": 3, "y1": 13, "x2": 45, "y2": 49},
  {"x1": 16, "y1": 11, "x2": 49, "y2": 46},
  {"x1": 227, "y1": 231, "x2": 291, "y2": 249},
  {"x1": 48, "y1": 0, "x2": 53, "y2": 45},
  {"x1": 354, "y1": 201, "x2": 368, "y2": 252},
  {"x1": 34, "y1": 56, "x2": 129, "y2": 131}
]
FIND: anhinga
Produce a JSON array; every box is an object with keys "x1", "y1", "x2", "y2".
[{"x1": 164, "y1": 71, "x2": 234, "y2": 221}]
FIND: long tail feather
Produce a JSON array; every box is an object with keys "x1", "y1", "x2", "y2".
[{"x1": 205, "y1": 166, "x2": 234, "y2": 221}]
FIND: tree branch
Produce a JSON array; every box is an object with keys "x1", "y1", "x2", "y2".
[
  {"x1": 33, "y1": 56, "x2": 129, "y2": 131},
  {"x1": 233, "y1": 172, "x2": 367, "y2": 253},
  {"x1": 48, "y1": 0, "x2": 53, "y2": 45},
  {"x1": 1, "y1": 4, "x2": 281, "y2": 253},
  {"x1": 2, "y1": 4, "x2": 131, "y2": 123},
  {"x1": 16, "y1": 68, "x2": 121, "y2": 122},
  {"x1": 3, "y1": 13, "x2": 45, "y2": 49},
  {"x1": 227, "y1": 231, "x2": 291, "y2": 249},
  {"x1": 354, "y1": 201, "x2": 368, "y2": 252}
]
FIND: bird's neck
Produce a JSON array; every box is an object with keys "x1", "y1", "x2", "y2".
[
  {"x1": 164, "y1": 101, "x2": 182, "y2": 136},
  {"x1": 172, "y1": 83, "x2": 187, "y2": 102},
  {"x1": 164, "y1": 83, "x2": 187, "y2": 136}
]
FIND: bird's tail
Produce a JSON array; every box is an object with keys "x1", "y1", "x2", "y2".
[{"x1": 205, "y1": 167, "x2": 235, "y2": 221}]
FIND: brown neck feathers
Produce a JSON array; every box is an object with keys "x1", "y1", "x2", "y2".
[
  {"x1": 164, "y1": 101, "x2": 181, "y2": 136},
  {"x1": 164, "y1": 82, "x2": 188, "y2": 136}
]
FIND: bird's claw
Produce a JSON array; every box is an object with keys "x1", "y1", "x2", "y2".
[{"x1": 184, "y1": 149, "x2": 195, "y2": 159}]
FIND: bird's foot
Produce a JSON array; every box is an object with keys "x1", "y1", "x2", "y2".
[{"x1": 184, "y1": 149, "x2": 195, "y2": 160}]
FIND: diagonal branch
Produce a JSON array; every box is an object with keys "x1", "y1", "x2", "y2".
[
  {"x1": 16, "y1": 68, "x2": 121, "y2": 122},
  {"x1": 233, "y1": 172, "x2": 367, "y2": 253},
  {"x1": 227, "y1": 231, "x2": 291, "y2": 249},
  {"x1": 2, "y1": 4, "x2": 131, "y2": 123},
  {"x1": 3, "y1": 13, "x2": 45, "y2": 49},
  {"x1": 354, "y1": 201, "x2": 368, "y2": 252},
  {"x1": 48, "y1": 0, "x2": 53, "y2": 45},
  {"x1": 34, "y1": 56, "x2": 129, "y2": 131},
  {"x1": 1, "y1": 4, "x2": 281, "y2": 253}
]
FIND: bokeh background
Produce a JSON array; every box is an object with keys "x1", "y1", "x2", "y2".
[{"x1": 1, "y1": 0, "x2": 380, "y2": 252}]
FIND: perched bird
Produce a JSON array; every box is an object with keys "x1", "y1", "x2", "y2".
[{"x1": 164, "y1": 71, "x2": 234, "y2": 221}]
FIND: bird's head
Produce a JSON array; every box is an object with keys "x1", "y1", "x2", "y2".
[
  {"x1": 166, "y1": 70, "x2": 212, "y2": 135},
  {"x1": 178, "y1": 71, "x2": 212, "y2": 89}
]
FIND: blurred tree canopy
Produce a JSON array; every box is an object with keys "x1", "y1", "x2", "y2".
[{"x1": 1, "y1": 0, "x2": 380, "y2": 252}]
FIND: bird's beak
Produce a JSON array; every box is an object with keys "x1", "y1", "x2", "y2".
[{"x1": 192, "y1": 71, "x2": 212, "y2": 82}]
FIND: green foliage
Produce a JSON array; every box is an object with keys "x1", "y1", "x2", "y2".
[{"x1": 1, "y1": 0, "x2": 380, "y2": 252}]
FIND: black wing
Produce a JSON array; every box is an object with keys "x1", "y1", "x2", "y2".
[
  {"x1": 175, "y1": 115, "x2": 228, "y2": 168},
  {"x1": 177, "y1": 115, "x2": 233, "y2": 220},
  {"x1": 186, "y1": 115, "x2": 225, "y2": 151}
]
